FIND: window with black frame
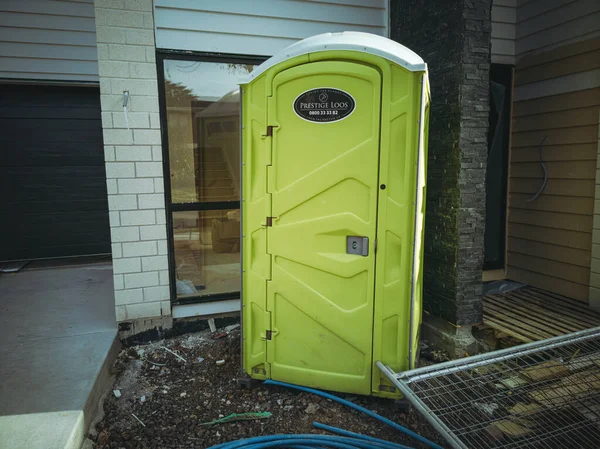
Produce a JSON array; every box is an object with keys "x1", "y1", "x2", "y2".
[{"x1": 159, "y1": 57, "x2": 261, "y2": 303}]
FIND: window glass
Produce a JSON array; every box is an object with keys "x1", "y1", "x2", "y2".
[
  {"x1": 173, "y1": 210, "x2": 240, "y2": 298},
  {"x1": 163, "y1": 61, "x2": 255, "y2": 204}
]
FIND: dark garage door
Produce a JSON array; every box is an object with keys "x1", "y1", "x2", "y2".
[{"x1": 0, "y1": 84, "x2": 110, "y2": 261}]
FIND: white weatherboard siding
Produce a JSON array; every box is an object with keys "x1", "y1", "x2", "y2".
[
  {"x1": 492, "y1": 0, "x2": 517, "y2": 64},
  {"x1": 516, "y1": 0, "x2": 600, "y2": 58},
  {"x1": 154, "y1": 0, "x2": 389, "y2": 56},
  {"x1": 514, "y1": 68, "x2": 600, "y2": 101},
  {"x1": 0, "y1": 0, "x2": 99, "y2": 82},
  {"x1": 513, "y1": 0, "x2": 600, "y2": 101}
]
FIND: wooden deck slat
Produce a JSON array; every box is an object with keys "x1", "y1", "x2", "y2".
[
  {"x1": 483, "y1": 286, "x2": 600, "y2": 343},
  {"x1": 510, "y1": 289, "x2": 600, "y2": 323},
  {"x1": 496, "y1": 296, "x2": 591, "y2": 332},
  {"x1": 514, "y1": 290, "x2": 600, "y2": 325},
  {"x1": 486, "y1": 295, "x2": 580, "y2": 335},
  {"x1": 503, "y1": 291, "x2": 600, "y2": 328},
  {"x1": 529, "y1": 286, "x2": 600, "y2": 314},
  {"x1": 483, "y1": 317, "x2": 535, "y2": 343},
  {"x1": 483, "y1": 303, "x2": 556, "y2": 340}
]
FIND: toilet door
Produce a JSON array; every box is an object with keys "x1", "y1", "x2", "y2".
[{"x1": 265, "y1": 61, "x2": 382, "y2": 394}]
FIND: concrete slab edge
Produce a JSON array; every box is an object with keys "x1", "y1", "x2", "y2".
[{"x1": 81, "y1": 331, "x2": 121, "y2": 447}]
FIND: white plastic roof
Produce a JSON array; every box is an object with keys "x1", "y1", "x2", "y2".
[{"x1": 246, "y1": 32, "x2": 426, "y2": 82}]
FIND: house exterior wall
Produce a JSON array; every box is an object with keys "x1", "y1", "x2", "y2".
[
  {"x1": 93, "y1": 0, "x2": 394, "y2": 323},
  {"x1": 391, "y1": 0, "x2": 491, "y2": 326},
  {"x1": 516, "y1": 0, "x2": 600, "y2": 59},
  {"x1": 507, "y1": 40, "x2": 599, "y2": 301},
  {"x1": 505, "y1": 0, "x2": 600, "y2": 304},
  {"x1": 492, "y1": 0, "x2": 516, "y2": 64},
  {"x1": 0, "y1": 0, "x2": 99, "y2": 82},
  {"x1": 153, "y1": 0, "x2": 389, "y2": 56},
  {"x1": 593, "y1": 96, "x2": 600, "y2": 309},
  {"x1": 94, "y1": 0, "x2": 171, "y2": 321}
]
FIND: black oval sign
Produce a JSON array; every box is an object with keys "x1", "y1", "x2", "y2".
[{"x1": 293, "y1": 88, "x2": 356, "y2": 123}]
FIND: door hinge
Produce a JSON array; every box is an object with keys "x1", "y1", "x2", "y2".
[
  {"x1": 263, "y1": 330, "x2": 272, "y2": 340},
  {"x1": 265, "y1": 216, "x2": 276, "y2": 227},
  {"x1": 266, "y1": 125, "x2": 274, "y2": 137}
]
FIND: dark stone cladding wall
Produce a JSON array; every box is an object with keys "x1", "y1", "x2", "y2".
[{"x1": 390, "y1": 0, "x2": 491, "y2": 325}]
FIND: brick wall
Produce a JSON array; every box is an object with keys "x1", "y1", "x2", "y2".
[
  {"x1": 95, "y1": 0, "x2": 170, "y2": 321},
  {"x1": 391, "y1": 0, "x2": 490, "y2": 325},
  {"x1": 456, "y1": 0, "x2": 491, "y2": 325}
]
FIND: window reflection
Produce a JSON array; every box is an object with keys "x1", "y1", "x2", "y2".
[
  {"x1": 163, "y1": 60, "x2": 255, "y2": 299},
  {"x1": 164, "y1": 61, "x2": 255, "y2": 204},
  {"x1": 173, "y1": 210, "x2": 240, "y2": 298}
]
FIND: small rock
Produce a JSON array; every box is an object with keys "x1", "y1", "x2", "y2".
[
  {"x1": 97, "y1": 430, "x2": 109, "y2": 446},
  {"x1": 216, "y1": 360, "x2": 225, "y2": 366},
  {"x1": 81, "y1": 438, "x2": 95, "y2": 449},
  {"x1": 198, "y1": 357, "x2": 205, "y2": 363},
  {"x1": 180, "y1": 392, "x2": 187, "y2": 397},
  {"x1": 283, "y1": 405, "x2": 294, "y2": 411},
  {"x1": 226, "y1": 400, "x2": 231, "y2": 405},
  {"x1": 485, "y1": 423, "x2": 505, "y2": 441},
  {"x1": 474, "y1": 402, "x2": 499, "y2": 417},
  {"x1": 213, "y1": 332, "x2": 227, "y2": 339},
  {"x1": 113, "y1": 390, "x2": 121, "y2": 398},
  {"x1": 305, "y1": 403, "x2": 319, "y2": 414},
  {"x1": 140, "y1": 395, "x2": 146, "y2": 403},
  {"x1": 277, "y1": 399, "x2": 284, "y2": 406},
  {"x1": 208, "y1": 318, "x2": 217, "y2": 332}
]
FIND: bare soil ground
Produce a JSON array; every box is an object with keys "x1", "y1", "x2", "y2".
[{"x1": 91, "y1": 324, "x2": 446, "y2": 449}]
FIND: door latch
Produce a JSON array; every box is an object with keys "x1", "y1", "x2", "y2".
[
  {"x1": 262, "y1": 330, "x2": 272, "y2": 341},
  {"x1": 263, "y1": 217, "x2": 277, "y2": 227},
  {"x1": 347, "y1": 236, "x2": 369, "y2": 256}
]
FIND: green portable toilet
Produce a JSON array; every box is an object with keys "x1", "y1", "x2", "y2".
[{"x1": 241, "y1": 32, "x2": 429, "y2": 397}]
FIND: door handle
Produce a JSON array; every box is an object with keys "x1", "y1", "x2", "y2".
[{"x1": 347, "y1": 236, "x2": 369, "y2": 256}]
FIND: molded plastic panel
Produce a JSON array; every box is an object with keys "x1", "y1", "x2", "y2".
[
  {"x1": 241, "y1": 48, "x2": 429, "y2": 398},
  {"x1": 266, "y1": 61, "x2": 381, "y2": 394}
]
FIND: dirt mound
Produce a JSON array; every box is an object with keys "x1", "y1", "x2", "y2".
[{"x1": 92, "y1": 325, "x2": 442, "y2": 448}]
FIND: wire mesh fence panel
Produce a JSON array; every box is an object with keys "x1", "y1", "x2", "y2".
[{"x1": 378, "y1": 327, "x2": 600, "y2": 449}]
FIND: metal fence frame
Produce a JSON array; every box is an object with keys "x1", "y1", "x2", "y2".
[{"x1": 377, "y1": 326, "x2": 600, "y2": 449}]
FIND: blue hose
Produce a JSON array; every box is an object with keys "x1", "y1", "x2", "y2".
[
  {"x1": 205, "y1": 381, "x2": 443, "y2": 449},
  {"x1": 239, "y1": 438, "x2": 366, "y2": 449},
  {"x1": 264, "y1": 379, "x2": 443, "y2": 449},
  {"x1": 208, "y1": 434, "x2": 405, "y2": 448},
  {"x1": 313, "y1": 422, "x2": 413, "y2": 449}
]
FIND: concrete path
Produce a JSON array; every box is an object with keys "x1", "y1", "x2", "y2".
[{"x1": 0, "y1": 261, "x2": 118, "y2": 449}]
